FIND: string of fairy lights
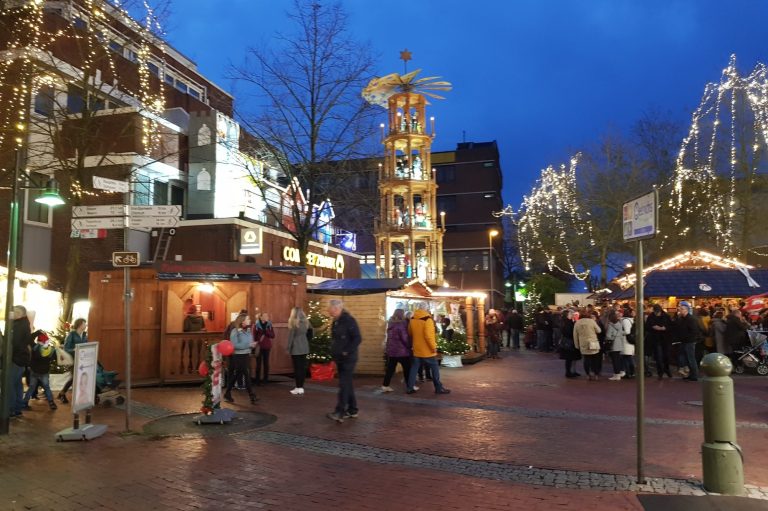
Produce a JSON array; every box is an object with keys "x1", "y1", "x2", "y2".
[
  {"x1": 516, "y1": 155, "x2": 592, "y2": 280},
  {"x1": 0, "y1": 0, "x2": 168, "y2": 199},
  {"x1": 671, "y1": 54, "x2": 768, "y2": 258}
]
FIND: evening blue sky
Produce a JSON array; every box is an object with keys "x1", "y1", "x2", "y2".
[{"x1": 166, "y1": 0, "x2": 768, "y2": 207}]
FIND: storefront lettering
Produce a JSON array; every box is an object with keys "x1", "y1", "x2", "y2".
[{"x1": 282, "y1": 246, "x2": 345, "y2": 274}]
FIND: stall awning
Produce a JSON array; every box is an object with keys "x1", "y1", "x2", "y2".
[
  {"x1": 309, "y1": 278, "x2": 416, "y2": 295},
  {"x1": 610, "y1": 268, "x2": 768, "y2": 299}
]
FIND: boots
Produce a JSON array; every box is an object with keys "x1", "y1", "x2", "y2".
[
  {"x1": 57, "y1": 392, "x2": 68, "y2": 404},
  {"x1": 224, "y1": 392, "x2": 234, "y2": 403},
  {"x1": 48, "y1": 400, "x2": 58, "y2": 410}
]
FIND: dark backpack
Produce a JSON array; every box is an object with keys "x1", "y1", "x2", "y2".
[{"x1": 626, "y1": 320, "x2": 636, "y2": 345}]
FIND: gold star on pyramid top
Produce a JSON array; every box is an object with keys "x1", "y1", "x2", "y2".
[{"x1": 400, "y1": 49, "x2": 412, "y2": 63}]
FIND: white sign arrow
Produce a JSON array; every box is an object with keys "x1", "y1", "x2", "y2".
[
  {"x1": 129, "y1": 216, "x2": 180, "y2": 228},
  {"x1": 72, "y1": 205, "x2": 126, "y2": 218},
  {"x1": 71, "y1": 217, "x2": 126, "y2": 230},
  {"x1": 92, "y1": 176, "x2": 129, "y2": 193},
  {"x1": 129, "y1": 205, "x2": 182, "y2": 217}
]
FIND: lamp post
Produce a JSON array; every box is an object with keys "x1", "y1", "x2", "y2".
[
  {"x1": 488, "y1": 229, "x2": 499, "y2": 310},
  {"x1": 1, "y1": 150, "x2": 65, "y2": 435}
]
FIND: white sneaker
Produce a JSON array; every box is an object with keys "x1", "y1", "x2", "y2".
[
  {"x1": 413, "y1": 385, "x2": 420, "y2": 391},
  {"x1": 619, "y1": 371, "x2": 626, "y2": 377},
  {"x1": 290, "y1": 388, "x2": 304, "y2": 395},
  {"x1": 609, "y1": 374, "x2": 623, "y2": 381},
  {"x1": 381, "y1": 386, "x2": 394, "y2": 393}
]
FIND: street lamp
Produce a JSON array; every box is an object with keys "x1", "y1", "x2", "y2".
[
  {"x1": 1, "y1": 151, "x2": 65, "y2": 435},
  {"x1": 488, "y1": 229, "x2": 499, "y2": 309}
]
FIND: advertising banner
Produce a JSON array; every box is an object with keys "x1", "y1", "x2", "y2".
[
  {"x1": 72, "y1": 342, "x2": 99, "y2": 414},
  {"x1": 622, "y1": 190, "x2": 658, "y2": 242}
]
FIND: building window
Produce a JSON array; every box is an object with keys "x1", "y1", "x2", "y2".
[
  {"x1": 436, "y1": 165, "x2": 456, "y2": 184},
  {"x1": 66, "y1": 84, "x2": 85, "y2": 114},
  {"x1": 443, "y1": 250, "x2": 489, "y2": 272},
  {"x1": 153, "y1": 180, "x2": 168, "y2": 205},
  {"x1": 125, "y1": 48, "x2": 139, "y2": 62},
  {"x1": 34, "y1": 85, "x2": 55, "y2": 117},
  {"x1": 164, "y1": 73, "x2": 174, "y2": 86},
  {"x1": 189, "y1": 88, "x2": 200, "y2": 100},
  {"x1": 175, "y1": 80, "x2": 188, "y2": 93},
  {"x1": 147, "y1": 62, "x2": 159, "y2": 76},
  {"x1": 133, "y1": 177, "x2": 152, "y2": 206},
  {"x1": 73, "y1": 16, "x2": 88, "y2": 30},
  {"x1": 109, "y1": 40, "x2": 123, "y2": 54},
  {"x1": 24, "y1": 173, "x2": 52, "y2": 226},
  {"x1": 436, "y1": 195, "x2": 457, "y2": 214}
]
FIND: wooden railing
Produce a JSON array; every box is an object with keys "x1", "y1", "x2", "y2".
[{"x1": 161, "y1": 332, "x2": 225, "y2": 383}]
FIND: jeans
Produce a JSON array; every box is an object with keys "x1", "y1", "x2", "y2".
[
  {"x1": 383, "y1": 356, "x2": 412, "y2": 387},
  {"x1": 654, "y1": 342, "x2": 672, "y2": 377},
  {"x1": 536, "y1": 330, "x2": 547, "y2": 351},
  {"x1": 224, "y1": 354, "x2": 254, "y2": 398},
  {"x1": 622, "y1": 355, "x2": 635, "y2": 376},
  {"x1": 488, "y1": 338, "x2": 500, "y2": 357},
  {"x1": 682, "y1": 342, "x2": 699, "y2": 379},
  {"x1": 408, "y1": 357, "x2": 445, "y2": 392},
  {"x1": 10, "y1": 363, "x2": 25, "y2": 415},
  {"x1": 583, "y1": 353, "x2": 603, "y2": 375},
  {"x1": 291, "y1": 354, "x2": 307, "y2": 388},
  {"x1": 334, "y1": 357, "x2": 358, "y2": 415},
  {"x1": 24, "y1": 372, "x2": 53, "y2": 403},
  {"x1": 510, "y1": 329, "x2": 521, "y2": 349},
  {"x1": 609, "y1": 351, "x2": 624, "y2": 374},
  {"x1": 255, "y1": 348, "x2": 271, "y2": 383}
]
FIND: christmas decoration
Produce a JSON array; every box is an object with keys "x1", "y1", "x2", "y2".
[
  {"x1": 437, "y1": 331, "x2": 469, "y2": 356},
  {"x1": 199, "y1": 344, "x2": 214, "y2": 415},
  {"x1": 517, "y1": 156, "x2": 592, "y2": 280},
  {"x1": 197, "y1": 360, "x2": 208, "y2": 377},
  {"x1": 307, "y1": 300, "x2": 332, "y2": 363},
  {"x1": 671, "y1": 54, "x2": 768, "y2": 257},
  {"x1": 216, "y1": 339, "x2": 234, "y2": 356}
]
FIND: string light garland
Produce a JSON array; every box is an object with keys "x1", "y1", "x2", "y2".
[
  {"x1": 0, "y1": 1, "x2": 168, "y2": 197},
  {"x1": 516, "y1": 155, "x2": 592, "y2": 280},
  {"x1": 614, "y1": 250, "x2": 753, "y2": 289},
  {"x1": 671, "y1": 54, "x2": 768, "y2": 258}
]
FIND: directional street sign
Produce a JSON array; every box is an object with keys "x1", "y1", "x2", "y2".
[
  {"x1": 93, "y1": 176, "x2": 129, "y2": 193},
  {"x1": 112, "y1": 251, "x2": 140, "y2": 267},
  {"x1": 71, "y1": 217, "x2": 125, "y2": 230},
  {"x1": 129, "y1": 205, "x2": 182, "y2": 217},
  {"x1": 72, "y1": 205, "x2": 126, "y2": 218},
  {"x1": 129, "y1": 216, "x2": 180, "y2": 229}
]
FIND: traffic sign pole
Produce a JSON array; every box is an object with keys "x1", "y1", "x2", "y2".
[{"x1": 123, "y1": 185, "x2": 132, "y2": 433}]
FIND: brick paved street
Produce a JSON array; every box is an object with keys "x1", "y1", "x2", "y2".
[{"x1": 1, "y1": 348, "x2": 767, "y2": 510}]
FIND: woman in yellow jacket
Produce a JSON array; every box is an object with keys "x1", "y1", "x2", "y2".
[{"x1": 406, "y1": 308, "x2": 451, "y2": 395}]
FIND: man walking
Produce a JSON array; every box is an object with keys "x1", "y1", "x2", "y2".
[
  {"x1": 9, "y1": 305, "x2": 33, "y2": 418},
  {"x1": 326, "y1": 299, "x2": 362, "y2": 423},
  {"x1": 407, "y1": 306, "x2": 451, "y2": 395}
]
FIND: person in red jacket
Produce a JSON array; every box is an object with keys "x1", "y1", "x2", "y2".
[{"x1": 253, "y1": 312, "x2": 276, "y2": 384}]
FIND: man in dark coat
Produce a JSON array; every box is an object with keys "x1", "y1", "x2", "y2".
[
  {"x1": 506, "y1": 309, "x2": 524, "y2": 350},
  {"x1": 326, "y1": 299, "x2": 362, "y2": 423},
  {"x1": 646, "y1": 304, "x2": 672, "y2": 379},
  {"x1": 9, "y1": 305, "x2": 33, "y2": 418},
  {"x1": 724, "y1": 309, "x2": 750, "y2": 353},
  {"x1": 675, "y1": 301, "x2": 705, "y2": 381}
]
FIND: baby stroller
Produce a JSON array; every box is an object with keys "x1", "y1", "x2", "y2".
[
  {"x1": 732, "y1": 330, "x2": 768, "y2": 376},
  {"x1": 95, "y1": 362, "x2": 125, "y2": 407}
]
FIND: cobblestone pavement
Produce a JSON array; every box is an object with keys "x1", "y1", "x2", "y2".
[{"x1": 1, "y1": 348, "x2": 768, "y2": 510}]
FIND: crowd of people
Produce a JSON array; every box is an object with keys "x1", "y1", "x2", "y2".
[{"x1": 481, "y1": 300, "x2": 765, "y2": 382}]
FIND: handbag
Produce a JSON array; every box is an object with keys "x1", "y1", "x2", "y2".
[
  {"x1": 55, "y1": 347, "x2": 74, "y2": 367},
  {"x1": 622, "y1": 342, "x2": 635, "y2": 356},
  {"x1": 588, "y1": 340, "x2": 601, "y2": 351}
]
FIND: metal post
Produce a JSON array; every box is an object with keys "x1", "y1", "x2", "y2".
[
  {"x1": 488, "y1": 234, "x2": 494, "y2": 310},
  {"x1": 700, "y1": 353, "x2": 744, "y2": 495},
  {"x1": 635, "y1": 240, "x2": 646, "y2": 484},
  {"x1": 0, "y1": 150, "x2": 23, "y2": 435},
  {"x1": 123, "y1": 191, "x2": 132, "y2": 432}
]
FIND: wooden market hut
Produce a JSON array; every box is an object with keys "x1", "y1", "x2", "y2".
[
  {"x1": 307, "y1": 278, "x2": 486, "y2": 374},
  {"x1": 87, "y1": 261, "x2": 306, "y2": 384},
  {"x1": 607, "y1": 250, "x2": 768, "y2": 310}
]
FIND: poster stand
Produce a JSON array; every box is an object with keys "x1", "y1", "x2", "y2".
[{"x1": 54, "y1": 342, "x2": 107, "y2": 441}]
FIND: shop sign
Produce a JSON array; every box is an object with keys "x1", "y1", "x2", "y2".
[
  {"x1": 240, "y1": 228, "x2": 263, "y2": 255},
  {"x1": 283, "y1": 246, "x2": 345, "y2": 273},
  {"x1": 623, "y1": 190, "x2": 658, "y2": 242}
]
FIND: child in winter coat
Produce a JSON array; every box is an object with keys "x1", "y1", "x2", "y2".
[{"x1": 23, "y1": 332, "x2": 58, "y2": 410}]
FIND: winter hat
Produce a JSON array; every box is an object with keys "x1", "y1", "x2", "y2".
[
  {"x1": 37, "y1": 332, "x2": 50, "y2": 343},
  {"x1": 679, "y1": 301, "x2": 692, "y2": 312}
]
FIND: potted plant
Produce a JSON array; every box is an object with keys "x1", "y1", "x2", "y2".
[
  {"x1": 307, "y1": 300, "x2": 335, "y2": 380},
  {"x1": 437, "y1": 331, "x2": 469, "y2": 368}
]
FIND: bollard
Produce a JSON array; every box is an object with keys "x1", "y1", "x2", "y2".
[{"x1": 700, "y1": 353, "x2": 744, "y2": 495}]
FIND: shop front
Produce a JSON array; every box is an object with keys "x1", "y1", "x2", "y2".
[{"x1": 87, "y1": 261, "x2": 306, "y2": 384}]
